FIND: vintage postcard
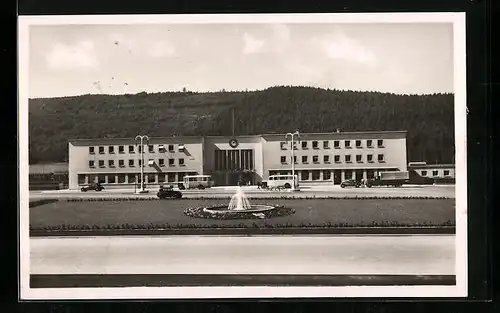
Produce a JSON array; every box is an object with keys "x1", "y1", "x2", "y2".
[{"x1": 18, "y1": 13, "x2": 467, "y2": 299}]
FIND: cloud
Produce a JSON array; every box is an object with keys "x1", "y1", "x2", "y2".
[
  {"x1": 242, "y1": 33, "x2": 265, "y2": 54},
  {"x1": 314, "y1": 29, "x2": 377, "y2": 66},
  {"x1": 149, "y1": 41, "x2": 176, "y2": 57},
  {"x1": 45, "y1": 40, "x2": 98, "y2": 71}
]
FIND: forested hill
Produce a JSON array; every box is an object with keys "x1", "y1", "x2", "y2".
[{"x1": 29, "y1": 86, "x2": 455, "y2": 164}]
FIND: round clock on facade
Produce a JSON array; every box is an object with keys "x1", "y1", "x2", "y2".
[{"x1": 229, "y1": 138, "x2": 239, "y2": 148}]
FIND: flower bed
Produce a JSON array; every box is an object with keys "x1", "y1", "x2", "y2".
[{"x1": 184, "y1": 205, "x2": 294, "y2": 220}]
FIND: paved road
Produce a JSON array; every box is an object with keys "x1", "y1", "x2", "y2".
[
  {"x1": 30, "y1": 185, "x2": 455, "y2": 200},
  {"x1": 30, "y1": 235, "x2": 455, "y2": 275}
]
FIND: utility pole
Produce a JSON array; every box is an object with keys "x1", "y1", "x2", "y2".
[
  {"x1": 285, "y1": 130, "x2": 300, "y2": 191},
  {"x1": 135, "y1": 135, "x2": 149, "y2": 193}
]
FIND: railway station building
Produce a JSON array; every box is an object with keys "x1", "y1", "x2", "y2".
[{"x1": 67, "y1": 130, "x2": 408, "y2": 190}]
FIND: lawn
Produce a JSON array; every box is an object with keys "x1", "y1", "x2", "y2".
[{"x1": 30, "y1": 199, "x2": 455, "y2": 229}]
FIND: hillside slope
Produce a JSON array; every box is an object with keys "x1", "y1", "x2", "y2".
[{"x1": 28, "y1": 86, "x2": 455, "y2": 164}]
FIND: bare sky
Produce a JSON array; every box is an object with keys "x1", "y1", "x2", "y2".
[{"x1": 28, "y1": 23, "x2": 454, "y2": 98}]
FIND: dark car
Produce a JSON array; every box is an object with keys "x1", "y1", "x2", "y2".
[
  {"x1": 157, "y1": 187, "x2": 183, "y2": 199},
  {"x1": 340, "y1": 179, "x2": 362, "y2": 188},
  {"x1": 81, "y1": 182, "x2": 104, "y2": 192}
]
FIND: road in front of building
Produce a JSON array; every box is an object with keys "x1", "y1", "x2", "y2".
[
  {"x1": 29, "y1": 184, "x2": 455, "y2": 200},
  {"x1": 30, "y1": 235, "x2": 455, "y2": 275}
]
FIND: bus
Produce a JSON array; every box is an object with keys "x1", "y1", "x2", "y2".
[
  {"x1": 265, "y1": 174, "x2": 299, "y2": 189},
  {"x1": 182, "y1": 175, "x2": 215, "y2": 189}
]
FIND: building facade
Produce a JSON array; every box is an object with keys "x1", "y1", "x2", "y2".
[
  {"x1": 408, "y1": 162, "x2": 455, "y2": 183},
  {"x1": 68, "y1": 131, "x2": 408, "y2": 190}
]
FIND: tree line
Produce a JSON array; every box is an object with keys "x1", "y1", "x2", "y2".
[{"x1": 28, "y1": 86, "x2": 455, "y2": 165}]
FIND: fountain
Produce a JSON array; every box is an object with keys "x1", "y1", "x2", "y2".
[{"x1": 183, "y1": 186, "x2": 294, "y2": 220}]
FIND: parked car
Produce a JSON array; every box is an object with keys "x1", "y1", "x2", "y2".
[
  {"x1": 157, "y1": 186, "x2": 183, "y2": 199},
  {"x1": 340, "y1": 179, "x2": 362, "y2": 188},
  {"x1": 81, "y1": 182, "x2": 104, "y2": 192}
]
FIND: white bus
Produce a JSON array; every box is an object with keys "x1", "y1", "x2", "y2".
[
  {"x1": 182, "y1": 175, "x2": 214, "y2": 189},
  {"x1": 265, "y1": 174, "x2": 299, "y2": 189}
]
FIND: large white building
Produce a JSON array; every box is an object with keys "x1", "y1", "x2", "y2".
[{"x1": 68, "y1": 131, "x2": 408, "y2": 190}]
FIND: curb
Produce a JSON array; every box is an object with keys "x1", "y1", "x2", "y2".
[{"x1": 30, "y1": 226, "x2": 456, "y2": 237}]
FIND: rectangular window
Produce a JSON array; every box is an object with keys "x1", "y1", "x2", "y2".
[
  {"x1": 444, "y1": 170, "x2": 450, "y2": 176},
  {"x1": 118, "y1": 174, "x2": 126, "y2": 183},
  {"x1": 301, "y1": 141, "x2": 308, "y2": 149},
  {"x1": 158, "y1": 173, "x2": 166, "y2": 183},
  {"x1": 168, "y1": 144, "x2": 175, "y2": 151},
  {"x1": 345, "y1": 140, "x2": 351, "y2": 148},
  {"x1": 128, "y1": 174, "x2": 136, "y2": 183},
  {"x1": 129, "y1": 145, "x2": 135, "y2": 153},
  {"x1": 97, "y1": 174, "x2": 106, "y2": 183},
  {"x1": 421, "y1": 170, "x2": 427, "y2": 176},
  {"x1": 138, "y1": 145, "x2": 142, "y2": 153},
  {"x1": 355, "y1": 140, "x2": 362, "y2": 148},
  {"x1": 378, "y1": 139, "x2": 384, "y2": 147},
  {"x1": 293, "y1": 156, "x2": 297, "y2": 164},
  {"x1": 378, "y1": 154, "x2": 385, "y2": 162},
  {"x1": 167, "y1": 173, "x2": 176, "y2": 182},
  {"x1": 334, "y1": 155, "x2": 341, "y2": 163},
  {"x1": 159, "y1": 145, "x2": 166, "y2": 153},
  {"x1": 280, "y1": 142, "x2": 287, "y2": 150},
  {"x1": 433, "y1": 170, "x2": 439, "y2": 176},
  {"x1": 109, "y1": 146, "x2": 115, "y2": 154},
  {"x1": 312, "y1": 141, "x2": 319, "y2": 149},
  {"x1": 88, "y1": 174, "x2": 97, "y2": 183},
  {"x1": 129, "y1": 159, "x2": 134, "y2": 167},
  {"x1": 292, "y1": 142, "x2": 298, "y2": 150},
  {"x1": 89, "y1": 147, "x2": 95, "y2": 154},
  {"x1": 301, "y1": 171, "x2": 309, "y2": 180},
  {"x1": 118, "y1": 145, "x2": 125, "y2": 153},
  {"x1": 367, "y1": 154, "x2": 374, "y2": 163},
  {"x1": 345, "y1": 171, "x2": 353, "y2": 180},
  {"x1": 312, "y1": 170, "x2": 320, "y2": 180},
  {"x1": 324, "y1": 155, "x2": 330, "y2": 163},
  {"x1": 169, "y1": 158, "x2": 175, "y2": 166},
  {"x1": 367, "y1": 140, "x2": 373, "y2": 147},
  {"x1": 78, "y1": 174, "x2": 86, "y2": 185},
  {"x1": 345, "y1": 155, "x2": 352, "y2": 163},
  {"x1": 98, "y1": 160, "x2": 105, "y2": 168},
  {"x1": 333, "y1": 140, "x2": 340, "y2": 148},
  {"x1": 148, "y1": 145, "x2": 154, "y2": 153},
  {"x1": 323, "y1": 141, "x2": 329, "y2": 149},
  {"x1": 108, "y1": 175, "x2": 116, "y2": 184},
  {"x1": 313, "y1": 155, "x2": 319, "y2": 163},
  {"x1": 108, "y1": 160, "x2": 115, "y2": 167},
  {"x1": 89, "y1": 160, "x2": 95, "y2": 168},
  {"x1": 281, "y1": 156, "x2": 286, "y2": 163},
  {"x1": 323, "y1": 170, "x2": 331, "y2": 180},
  {"x1": 159, "y1": 158, "x2": 165, "y2": 167},
  {"x1": 147, "y1": 174, "x2": 156, "y2": 183},
  {"x1": 119, "y1": 160, "x2": 124, "y2": 167},
  {"x1": 99, "y1": 146, "x2": 105, "y2": 154},
  {"x1": 179, "y1": 158, "x2": 185, "y2": 166},
  {"x1": 302, "y1": 156, "x2": 308, "y2": 163},
  {"x1": 356, "y1": 155, "x2": 362, "y2": 163}
]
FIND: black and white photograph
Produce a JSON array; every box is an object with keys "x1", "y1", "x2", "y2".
[{"x1": 18, "y1": 13, "x2": 467, "y2": 299}]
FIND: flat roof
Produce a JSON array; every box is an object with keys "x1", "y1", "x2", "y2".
[
  {"x1": 408, "y1": 164, "x2": 455, "y2": 169},
  {"x1": 68, "y1": 130, "x2": 407, "y2": 143}
]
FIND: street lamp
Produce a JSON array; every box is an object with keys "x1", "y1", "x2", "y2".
[
  {"x1": 135, "y1": 135, "x2": 150, "y2": 193},
  {"x1": 285, "y1": 130, "x2": 300, "y2": 191}
]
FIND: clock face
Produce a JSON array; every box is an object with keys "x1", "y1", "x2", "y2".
[{"x1": 229, "y1": 138, "x2": 239, "y2": 148}]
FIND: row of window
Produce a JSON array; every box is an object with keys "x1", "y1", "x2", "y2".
[
  {"x1": 78, "y1": 172, "x2": 197, "y2": 184},
  {"x1": 421, "y1": 170, "x2": 451, "y2": 177},
  {"x1": 89, "y1": 158, "x2": 186, "y2": 168},
  {"x1": 89, "y1": 144, "x2": 184, "y2": 155},
  {"x1": 280, "y1": 154, "x2": 385, "y2": 164},
  {"x1": 268, "y1": 169, "x2": 377, "y2": 181},
  {"x1": 280, "y1": 139, "x2": 384, "y2": 150}
]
